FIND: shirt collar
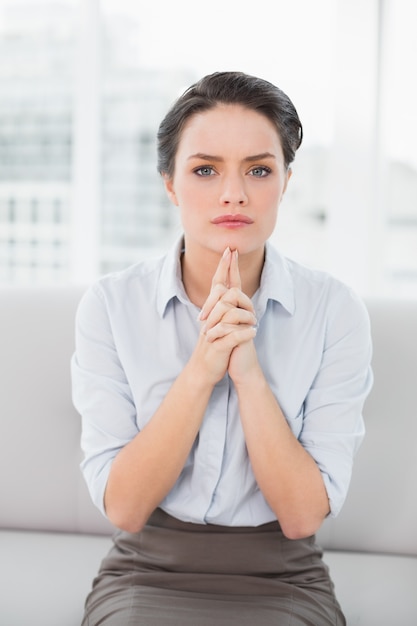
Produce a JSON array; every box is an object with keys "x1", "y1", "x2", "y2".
[
  {"x1": 156, "y1": 235, "x2": 186, "y2": 318},
  {"x1": 156, "y1": 235, "x2": 295, "y2": 318},
  {"x1": 257, "y1": 241, "x2": 295, "y2": 316}
]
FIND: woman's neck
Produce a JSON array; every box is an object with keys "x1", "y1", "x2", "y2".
[{"x1": 180, "y1": 243, "x2": 265, "y2": 309}]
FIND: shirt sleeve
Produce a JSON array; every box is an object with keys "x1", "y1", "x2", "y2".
[
  {"x1": 300, "y1": 283, "x2": 373, "y2": 518},
  {"x1": 71, "y1": 283, "x2": 138, "y2": 517}
]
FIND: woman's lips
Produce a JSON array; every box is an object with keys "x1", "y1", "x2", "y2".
[{"x1": 211, "y1": 214, "x2": 254, "y2": 228}]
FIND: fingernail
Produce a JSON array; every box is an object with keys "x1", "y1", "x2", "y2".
[{"x1": 223, "y1": 247, "x2": 231, "y2": 258}]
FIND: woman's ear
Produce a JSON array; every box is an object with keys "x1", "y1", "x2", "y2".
[
  {"x1": 281, "y1": 167, "x2": 292, "y2": 198},
  {"x1": 162, "y1": 173, "x2": 179, "y2": 206}
]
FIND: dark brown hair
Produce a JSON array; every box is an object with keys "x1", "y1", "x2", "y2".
[{"x1": 157, "y1": 71, "x2": 303, "y2": 177}]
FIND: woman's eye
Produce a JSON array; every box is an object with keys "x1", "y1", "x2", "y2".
[
  {"x1": 249, "y1": 166, "x2": 271, "y2": 177},
  {"x1": 194, "y1": 166, "x2": 215, "y2": 176}
]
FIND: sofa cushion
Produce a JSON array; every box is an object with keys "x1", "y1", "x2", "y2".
[
  {"x1": 324, "y1": 551, "x2": 417, "y2": 626},
  {"x1": 1, "y1": 529, "x2": 416, "y2": 626},
  {"x1": 0, "y1": 529, "x2": 112, "y2": 626}
]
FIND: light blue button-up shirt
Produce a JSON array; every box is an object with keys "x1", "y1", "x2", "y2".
[{"x1": 71, "y1": 236, "x2": 373, "y2": 527}]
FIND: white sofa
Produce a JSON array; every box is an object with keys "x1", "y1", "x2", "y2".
[{"x1": 0, "y1": 286, "x2": 416, "y2": 626}]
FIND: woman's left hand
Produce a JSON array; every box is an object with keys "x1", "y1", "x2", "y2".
[{"x1": 199, "y1": 248, "x2": 260, "y2": 384}]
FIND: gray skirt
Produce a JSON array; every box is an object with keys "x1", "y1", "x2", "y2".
[{"x1": 82, "y1": 508, "x2": 345, "y2": 625}]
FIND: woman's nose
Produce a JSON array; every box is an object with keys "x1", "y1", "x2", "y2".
[{"x1": 219, "y1": 175, "x2": 248, "y2": 206}]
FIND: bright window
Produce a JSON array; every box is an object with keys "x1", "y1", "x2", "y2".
[
  {"x1": 379, "y1": 0, "x2": 417, "y2": 297},
  {"x1": 0, "y1": 0, "x2": 416, "y2": 298}
]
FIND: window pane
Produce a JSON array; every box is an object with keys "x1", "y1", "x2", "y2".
[
  {"x1": 0, "y1": 0, "x2": 76, "y2": 284},
  {"x1": 100, "y1": 72, "x2": 188, "y2": 273},
  {"x1": 381, "y1": 0, "x2": 417, "y2": 297}
]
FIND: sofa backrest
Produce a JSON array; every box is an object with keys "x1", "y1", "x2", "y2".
[
  {"x1": 0, "y1": 288, "x2": 416, "y2": 555},
  {"x1": 0, "y1": 286, "x2": 112, "y2": 536},
  {"x1": 317, "y1": 298, "x2": 417, "y2": 557}
]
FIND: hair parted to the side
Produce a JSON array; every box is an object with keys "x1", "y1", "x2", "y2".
[{"x1": 157, "y1": 71, "x2": 303, "y2": 178}]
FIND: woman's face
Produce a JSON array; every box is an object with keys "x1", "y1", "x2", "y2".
[{"x1": 163, "y1": 104, "x2": 291, "y2": 257}]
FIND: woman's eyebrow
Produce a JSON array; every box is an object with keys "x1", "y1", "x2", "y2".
[
  {"x1": 187, "y1": 152, "x2": 276, "y2": 162},
  {"x1": 244, "y1": 152, "x2": 277, "y2": 162},
  {"x1": 187, "y1": 153, "x2": 223, "y2": 162}
]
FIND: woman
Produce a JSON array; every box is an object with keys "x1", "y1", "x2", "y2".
[{"x1": 71, "y1": 71, "x2": 373, "y2": 625}]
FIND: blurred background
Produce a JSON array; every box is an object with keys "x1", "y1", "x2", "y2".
[{"x1": 0, "y1": 0, "x2": 416, "y2": 297}]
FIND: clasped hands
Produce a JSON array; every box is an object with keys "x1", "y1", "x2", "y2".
[{"x1": 194, "y1": 247, "x2": 259, "y2": 386}]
